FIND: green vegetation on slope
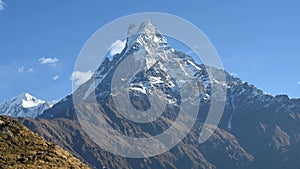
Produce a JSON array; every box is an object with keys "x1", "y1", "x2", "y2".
[{"x1": 0, "y1": 115, "x2": 89, "y2": 169}]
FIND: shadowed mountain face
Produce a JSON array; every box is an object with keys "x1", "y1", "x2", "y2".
[
  {"x1": 17, "y1": 21, "x2": 300, "y2": 169},
  {"x1": 0, "y1": 115, "x2": 89, "y2": 169},
  {"x1": 19, "y1": 113, "x2": 253, "y2": 169}
]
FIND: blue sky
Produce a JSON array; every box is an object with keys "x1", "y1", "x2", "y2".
[{"x1": 0, "y1": 0, "x2": 299, "y2": 102}]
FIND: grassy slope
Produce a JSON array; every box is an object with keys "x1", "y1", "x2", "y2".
[{"x1": 0, "y1": 115, "x2": 89, "y2": 169}]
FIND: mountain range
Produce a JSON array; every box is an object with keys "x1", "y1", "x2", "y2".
[
  {"x1": 1, "y1": 21, "x2": 300, "y2": 169},
  {"x1": 0, "y1": 92, "x2": 54, "y2": 118}
]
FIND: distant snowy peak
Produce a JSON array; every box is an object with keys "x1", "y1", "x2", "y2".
[
  {"x1": 20, "y1": 93, "x2": 46, "y2": 108},
  {"x1": 0, "y1": 93, "x2": 53, "y2": 118}
]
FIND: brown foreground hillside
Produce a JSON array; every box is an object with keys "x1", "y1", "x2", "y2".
[{"x1": 0, "y1": 115, "x2": 89, "y2": 169}]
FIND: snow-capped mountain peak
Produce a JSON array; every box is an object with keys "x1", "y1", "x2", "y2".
[
  {"x1": 127, "y1": 20, "x2": 161, "y2": 39},
  {"x1": 79, "y1": 21, "x2": 210, "y2": 107},
  {"x1": 0, "y1": 92, "x2": 53, "y2": 118},
  {"x1": 125, "y1": 20, "x2": 169, "y2": 54},
  {"x1": 21, "y1": 92, "x2": 46, "y2": 108}
]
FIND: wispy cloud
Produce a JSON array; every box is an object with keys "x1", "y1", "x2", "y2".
[
  {"x1": 0, "y1": 0, "x2": 5, "y2": 11},
  {"x1": 28, "y1": 68, "x2": 35, "y2": 73},
  {"x1": 109, "y1": 39, "x2": 126, "y2": 56},
  {"x1": 298, "y1": 81, "x2": 300, "y2": 85},
  {"x1": 230, "y1": 73, "x2": 238, "y2": 77},
  {"x1": 18, "y1": 66, "x2": 25, "y2": 73},
  {"x1": 18, "y1": 66, "x2": 35, "y2": 73},
  {"x1": 38, "y1": 57, "x2": 59, "y2": 65},
  {"x1": 185, "y1": 50, "x2": 195, "y2": 55},
  {"x1": 71, "y1": 70, "x2": 93, "y2": 86},
  {"x1": 52, "y1": 75, "x2": 59, "y2": 81}
]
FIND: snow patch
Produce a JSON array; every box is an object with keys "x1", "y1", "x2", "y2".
[
  {"x1": 149, "y1": 76, "x2": 164, "y2": 84},
  {"x1": 21, "y1": 93, "x2": 46, "y2": 108},
  {"x1": 130, "y1": 86, "x2": 147, "y2": 94},
  {"x1": 187, "y1": 60, "x2": 201, "y2": 71}
]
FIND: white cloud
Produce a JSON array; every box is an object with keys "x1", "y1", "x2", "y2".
[
  {"x1": 298, "y1": 81, "x2": 300, "y2": 85},
  {"x1": 109, "y1": 39, "x2": 126, "y2": 56},
  {"x1": 71, "y1": 70, "x2": 93, "y2": 86},
  {"x1": 38, "y1": 57, "x2": 59, "y2": 65},
  {"x1": 0, "y1": 0, "x2": 5, "y2": 11},
  {"x1": 52, "y1": 75, "x2": 59, "y2": 81}
]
